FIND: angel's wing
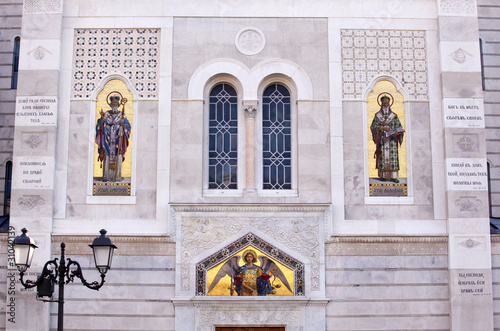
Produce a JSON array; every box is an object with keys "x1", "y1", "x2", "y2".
[
  {"x1": 258, "y1": 255, "x2": 293, "y2": 294},
  {"x1": 207, "y1": 256, "x2": 240, "y2": 293}
]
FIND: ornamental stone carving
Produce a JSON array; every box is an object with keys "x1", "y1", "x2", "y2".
[
  {"x1": 457, "y1": 237, "x2": 483, "y2": 249},
  {"x1": 24, "y1": 134, "x2": 44, "y2": 150},
  {"x1": 17, "y1": 196, "x2": 45, "y2": 210},
  {"x1": 235, "y1": 27, "x2": 266, "y2": 55},
  {"x1": 450, "y1": 48, "x2": 472, "y2": 64},
  {"x1": 178, "y1": 209, "x2": 323, "y2": 292},
  {"x1": 456, "y1": 135, "x2": 475, "y2": 152},
  {"x1": 455, "y1": 196, "x2": 482, "y2": 212}
]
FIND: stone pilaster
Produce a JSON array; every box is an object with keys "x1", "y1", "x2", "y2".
[
  {"x1": 437, "y1": 0, "x2": 493, "y2": 329},
  {"x1": 243, "y1": 100, "x2": 257, "y2": 192},
  {"x1": 6, "y1": 0, "x2": 64, "y2": 330}
]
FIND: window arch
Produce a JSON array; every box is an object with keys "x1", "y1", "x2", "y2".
[
  {"x1": 208, "y1": 83, "x2": 238, "y2": 189},
  {"x1": 262, "y1": 84, "x2": 292, "y2": 190}
]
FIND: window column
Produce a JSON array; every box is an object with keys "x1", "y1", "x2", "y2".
[{"x1": 243, "y1": 100, "x2": 257, "y2": 192}]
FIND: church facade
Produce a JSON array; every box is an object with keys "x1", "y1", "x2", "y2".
[{"x1": 1, "y1": 0, "x2": 499, "y2": 330}]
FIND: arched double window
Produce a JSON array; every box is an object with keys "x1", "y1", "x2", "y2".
[
  {"x1": 262, "y1": 84, "x2": 292, "y2": 190},
  {"x1": 208, "y1": 84, "x2": 238, "y2": 189}
]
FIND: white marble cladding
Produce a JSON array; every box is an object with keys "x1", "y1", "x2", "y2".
[
  {"x1": 341, "y1": 29, "x2": 428, "y2": 101},
  {"x1": 23, "y1": 0, "x2": 62, "y2": 13},
  {"x1": 173, "y1": 205, "x2": 328, "y2": 297},
  {"x1": 71, "y1": 29, "x2": 160, "y2": 99}
]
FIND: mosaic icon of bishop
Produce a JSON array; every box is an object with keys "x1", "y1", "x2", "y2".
[{"x1": 95, "y1": 91, "x2": 131, "y2": 182}]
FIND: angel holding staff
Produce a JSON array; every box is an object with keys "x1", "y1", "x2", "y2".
[{"x1": 208, "y1": 249, "x2": 292, "y2": 296}]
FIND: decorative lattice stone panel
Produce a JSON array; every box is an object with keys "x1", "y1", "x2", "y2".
[
  {"x1": 341, "y1": 29, "x2": 428, "y2": 101},
  {"x1": 71, "y1": 29, "x2": 160, "y2": 99}
]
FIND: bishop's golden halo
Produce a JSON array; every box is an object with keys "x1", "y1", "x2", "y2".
[
  {"x1": 377, "y1": 92, "x2": 394, "y2": 106},
  {"x1": 106, "y1": 90, "x2": 124, "y2": 107}
]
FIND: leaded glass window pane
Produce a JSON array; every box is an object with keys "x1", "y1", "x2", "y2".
[
  {"x1": 208, "y1": 84, "x2": 238, "y2": 189},
  {"x1": 262, "y1": 84, "x2": 291, "y2": 190}
]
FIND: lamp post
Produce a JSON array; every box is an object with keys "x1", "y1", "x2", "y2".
[{"x1": 13, "y1": 228, "x2": 117, "y2": 331}]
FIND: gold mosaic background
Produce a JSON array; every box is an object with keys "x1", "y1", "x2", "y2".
[
  {"x1": 367, "y1": 80, "x2": 407, "y2": 178},
  {"x1": 93, "y1": 79, "x2": 134, "y2": 178},
  {"x1": 206, "y1": 247, "x2": 294, "y2": 296}
]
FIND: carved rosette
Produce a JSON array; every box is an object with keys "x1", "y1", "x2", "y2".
[
  {"x1": 456, "y1": 135, "x2": 475, "y2": 152},
  {"x1": 235, "y1": 27, "x2": 266, "y2": 55}
]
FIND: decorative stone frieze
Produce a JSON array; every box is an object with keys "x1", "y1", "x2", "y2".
[
  {"x1": 326, "y1": 236, "x2": 448, "y2": 256},
  {"x1": 51, "y1": 235, "x2": 175, "y2": 256}
]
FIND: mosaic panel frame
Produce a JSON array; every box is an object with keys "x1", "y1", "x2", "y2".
[
  {"x1": 341, "y1": 29, "x2": 428, "y2": 101},
  {"x1": 196, "y1": 233, "x2": 304, "y2": 296}
]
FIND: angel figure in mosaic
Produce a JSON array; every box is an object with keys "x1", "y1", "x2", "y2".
[
  {"x1": 95, "y1": 91, "x2": 131, "y2": 182},
  {"x1": 208, "y1": 250, "x2": 292, "y2": 296}
]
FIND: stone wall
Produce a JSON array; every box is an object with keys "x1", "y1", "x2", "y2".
[
  {"x1": 478, "y1": 0, "x2": 500, "y2": 217},
  {"x1": 491, "y1": 237, "x2": 500, "y2": 330},
  {"x1": 326, "y1": 237, "x2": 449, "y2": 330},
  {"x1": 0, "y1": 1, "x2": 22, "y2": 214},
  {"x1": 47, "y1": 236, "x2": 175, "y2": 331}
]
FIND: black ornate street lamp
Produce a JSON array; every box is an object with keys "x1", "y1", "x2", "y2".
[{"x1": 13, "y1": 228, "x2": 117, "y2": 331}]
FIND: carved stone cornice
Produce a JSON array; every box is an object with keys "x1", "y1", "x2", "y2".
[
  {"x1": 326, "y1": 236, "x2": 448, "y2": 256},
  {"x1": 51, "y1": 235, "x2": 175, "y2": 256},
  {"x1": 172, "y1": 204, "x2": 329, "y2": 213}
]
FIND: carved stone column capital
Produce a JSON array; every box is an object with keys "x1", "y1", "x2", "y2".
[{"x1": 243, "y1": 100, "x2": 258, "y2": 118}]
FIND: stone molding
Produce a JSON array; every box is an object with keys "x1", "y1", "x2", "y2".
[
  {"x1": 51, "y1": 235, "x2": 175, "y2": 256},
  {"x1": 326, "y1": 236, "x2": 448, "y2": 256},
  {"x1": 172, "y1": 298, "x2": 328, "y2": 331}
]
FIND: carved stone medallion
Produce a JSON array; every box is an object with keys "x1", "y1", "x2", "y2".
[{"x1": 235, "y1": 27, "x2": 266, "y2": 55}]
